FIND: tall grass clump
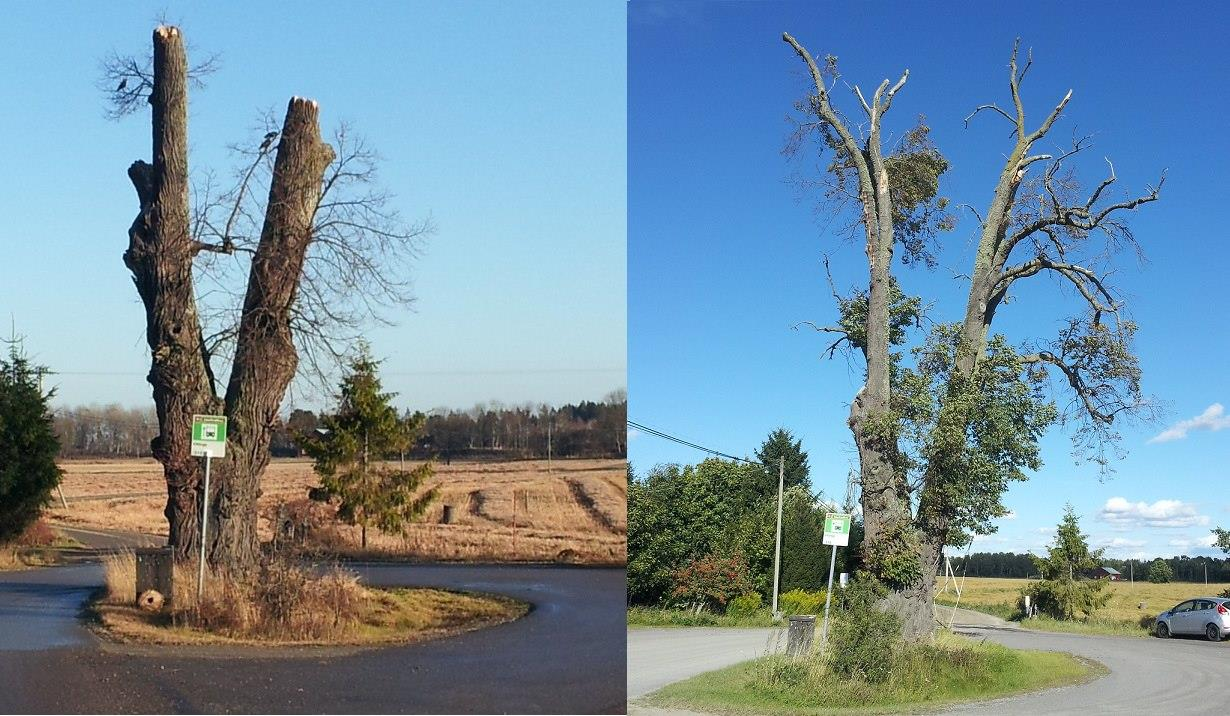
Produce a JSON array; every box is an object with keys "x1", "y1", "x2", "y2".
[
  {"x1": 170, "y1": 556, "x2": 367, "y2": 641},
  {"x1": 102, "y1": 550, "x2": 137, "y2": 604}
]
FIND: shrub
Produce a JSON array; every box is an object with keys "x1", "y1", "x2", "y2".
[
  {"x1": 1022, "y1": 577, "x2": 1109, "y2": 620},
  {"x1": 670, "y1": 551, "x2": 755, "y2": 611},
  {"x1": 727, "y1": 592, "x2": 762, "y2": 617},
  {"x1": 779, "y1": 588, "x2": 825, "y2": 616},
  {"x1": 829, "y1": 576, "x2": 899, "y2": 684},
  {"x1": 1147, "y1": 559, "x2": 1173, "y2": 584}
]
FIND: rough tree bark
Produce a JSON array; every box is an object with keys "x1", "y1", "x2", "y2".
[
  {"x1": 783, "y1": 36, "x2": 1159, "y2": 641},
  {"x1": 905, "y1": 42, "x2": 1161, "y2": 639},
  {"x1": 782, "y1": 32, "x2": 920, "y2": 627},
  {"x1": 124, "y1": 26, "x2": 335, "y2": 569}
]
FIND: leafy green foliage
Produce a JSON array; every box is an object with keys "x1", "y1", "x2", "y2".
[
  {"x1": 628, "y1": 459, "x2": 758, "y2": 604},
  {"x1": 726, "y1": 592, "x2": 763, "y2": 617},
  {"x1": 835, "y1": 276, "x2": 924, "y2": 357},
  {"x1": 885, "y1": 122, "x2": 955, "y2": 268},
  {"x1": 791, "y1": 106, "x2": 954, "y2": 269},
  {"x1": 671, "y1": 551, "x2": 756, "y2": 610},
  {"x1": 0, "y1": 345, "x2": 62, "y2": 543},
  {"x1": 779, "y1": 588, "x2": 825, "y2": 616},
  {"x1": 628, "y1": 427, "x2": 846, "y2": 605},
  {"x1": 830, "y1": 575, "x2": 899, "y2": 683},
  {"x1": 1147, "y1": 558, "x2": 1173, "y2": 584},
  {"x1": 1024, "y1": 506, "x2": 1109, "y2": 619},
  {"x1": 1030, "y1": 315, "x2": 1150, "y2": 471},
  {"x1": 1215, "y1": 527, "x2": 1230, "y2": 555},
  {"x1": 299, "y1": 345, "x2": 436, "y2": 545},
  {"x1": 899, "y1": 326, "x2": 1058, "y2": 545}
]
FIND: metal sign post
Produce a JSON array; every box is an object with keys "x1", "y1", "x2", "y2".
[
  {"x1": 819, "y1": 512, "x2": 851, "y2": 652},
  {"x1": 190, "y1": 415, "x2": 227, "y2": 601},
  {"x1": 771, "y1": 457, "x2": 784, "y2": 620}
]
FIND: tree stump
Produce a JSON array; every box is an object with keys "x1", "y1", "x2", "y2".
[
  {"x1": 786, "y1": 615, "x2": 815, "y2": 659},
  {"x1": 442, "y1": 505, "x2": 454, "y2": 524},
  {"x1": 135, "y1": 547, "x2": 174, "y2": 606}
]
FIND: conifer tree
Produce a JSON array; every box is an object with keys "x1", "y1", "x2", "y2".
[
  {"x1": 300, "y1": 344, "x2": 436, "y2": 548},
  {"x1": 1025, "y1": 505, "x2": 1109, "y2": 619},
  {"x1": 0, "y1": 344, "x2": 62, "y2": 542}
]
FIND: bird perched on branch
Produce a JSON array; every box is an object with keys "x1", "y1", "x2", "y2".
[
  {"x1": 259, "y1": 131, "x2": 279, "y2": 152},
  {"x1": 115, "y1": 77, "x2": 128, "y2": 92}
]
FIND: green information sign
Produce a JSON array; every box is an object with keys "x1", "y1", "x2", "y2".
[
  {"x1": 191, "y1": 414, "x2": 227, "y2": 458},
  {"x1": 823, "y1": 513, "x2": 851, "y2": 546}
]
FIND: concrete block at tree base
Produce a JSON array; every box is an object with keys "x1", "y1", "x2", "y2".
[
  {"x1": 442, "y1": 505, "x2": 454, "y2": 524},
  {"x1": 135, "y1": 547, "x2": 174, "y2": 605},
  {"x1": 786, "y1": 615, "x2": 816, "y2": 659}
]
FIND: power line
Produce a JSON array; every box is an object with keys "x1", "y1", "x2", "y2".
[{"x1": 627, "y1": 419, "x2": 770, "y2": 467}]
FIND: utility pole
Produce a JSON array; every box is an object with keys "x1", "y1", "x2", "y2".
[
  {"x1": 1130, "y1": 560, "x2": 1133, "y2": 583},
  {"x1": 771, "y1": 456, "x2": 784, "y2": 620},
  {"x1": 547, "y1": 410, "x2": 553, "y2": 474}
]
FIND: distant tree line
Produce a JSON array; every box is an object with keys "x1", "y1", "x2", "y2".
[
  {"x1": 950, "y1": 551, "x2": 1230, "y2": 583},
  {"x1": 54, "y1": 392, "x2": 627, "y2": 461},
  {"x1": 53, "y1": 405, "x2": 158, "y2": 458}
]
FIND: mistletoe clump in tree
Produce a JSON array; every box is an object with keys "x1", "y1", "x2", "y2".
[
  {"x1": 783, "y1": 33, "x2": 1161, "y2": 639},
  {"x1": 0, "y1": 344, "x2": 62, "y2": 543},
  {"x1": 300, "y1": 345, "x2": 437, "y2": 549}
]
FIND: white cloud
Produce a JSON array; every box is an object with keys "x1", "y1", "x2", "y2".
[
  {"x1": 1099, "y1": 497, "x2": 1209, "y2": 529},
  {"x1": 627, "y1": 428, "x2": 640, "y2": 441},
  {"x1": 1148, "y1": 403, "x2": 1230, "y2": 444},
  {"x1": 1098, "y1": 537, "x2": 1147, "y2": 549},
  {"x1": 1167, "y1": 534, "x2": 1218, "y2": 549}
]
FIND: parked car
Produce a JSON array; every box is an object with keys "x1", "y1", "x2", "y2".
[{"x1": 1155, "y1": 597, "x2": 1230, "y2": 640}]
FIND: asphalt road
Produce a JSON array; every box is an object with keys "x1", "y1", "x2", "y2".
[
  {"x1": 945, "y1": 626, "x2": 1230, "y2": 715},
  {"x1": 0, "y1": 561, "x2": 626, "y2": 713},
  {"x1": 626, "y1": 627, "x2": 782, "y2": 698},
  {"x1": 628, "y1": 621, "x2": 1230, "y2": 715}
]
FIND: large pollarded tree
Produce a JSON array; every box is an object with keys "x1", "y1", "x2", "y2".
[
  {"x1": 784, "y1": 34, "x2": 1161, "y2": 638},
  {"x1": 116, "y1": 26, "x2": 423, "y2": 568}
]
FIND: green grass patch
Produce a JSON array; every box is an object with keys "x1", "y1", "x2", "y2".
[
  {"x1": 934, "y1": 595, "x2": 1152, "y2": 638},
  {"x1": 627, "y1": 606, "x2": 777, "y2": 628},
  {"x1": 643, "y1": 633, "x2": 1105, "y2": 715},
  {"x1": 1017, "y1": 614, "x2": 1151, "y2": 638},
  {"x1": 933, "y1": 595, "x2": 1020, "y2": 622}
]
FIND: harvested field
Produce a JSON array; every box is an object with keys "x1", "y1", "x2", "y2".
[{"x1": 49, "y1": 458, "x2": 626, "y2": 565}]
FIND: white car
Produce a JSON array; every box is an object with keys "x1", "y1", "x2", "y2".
[{"x1": 1155, "y1": 597, "x2": 1230, "y2": 641}]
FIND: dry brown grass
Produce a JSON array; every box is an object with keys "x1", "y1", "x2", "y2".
[
  {"x1": 96, "y1": 552, "x2": 526, "y2": 645},
  {"x1": 0, "y1": 519, "x2": 82, "y2": 571},
  {"x1": 50, "y1": 457, "x2": 626, "y2": 564},
  {"x1": 102, "y1": 550, "x2": 137, "y2": 603}
]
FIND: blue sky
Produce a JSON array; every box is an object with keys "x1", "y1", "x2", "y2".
[
  {"x1": 0, "y1": 1, "x2": 625, "y2": 414},
  {"x1": 629, "y1": 1, "x2": 1230, "y2": 560}
]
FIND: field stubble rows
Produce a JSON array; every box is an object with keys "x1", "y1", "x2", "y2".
[{"x1": 49, "y1": 458, "x2": 627, "y2": 564}]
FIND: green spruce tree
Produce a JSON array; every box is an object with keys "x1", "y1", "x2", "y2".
[
  {"x1": 1025, "y1": 505, "x2": 1109, "y2": 620},
  {"x1": 300, "y1": 345, "x2": 437, "y2": 549},
  {"x1": 0, "y1": 343, "x2": 62, "y2": 543},
  {"x1": 745, "y1": 428, "x2": 810, "y2": 510}
]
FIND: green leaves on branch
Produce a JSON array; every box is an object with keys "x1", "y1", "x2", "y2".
[
  {"x1": 1025, "y1": 314, "x2": 1152, "y2": 472},
  {"x1": 898, "y1": 326, "x2": 1057, "y2": 544}
]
